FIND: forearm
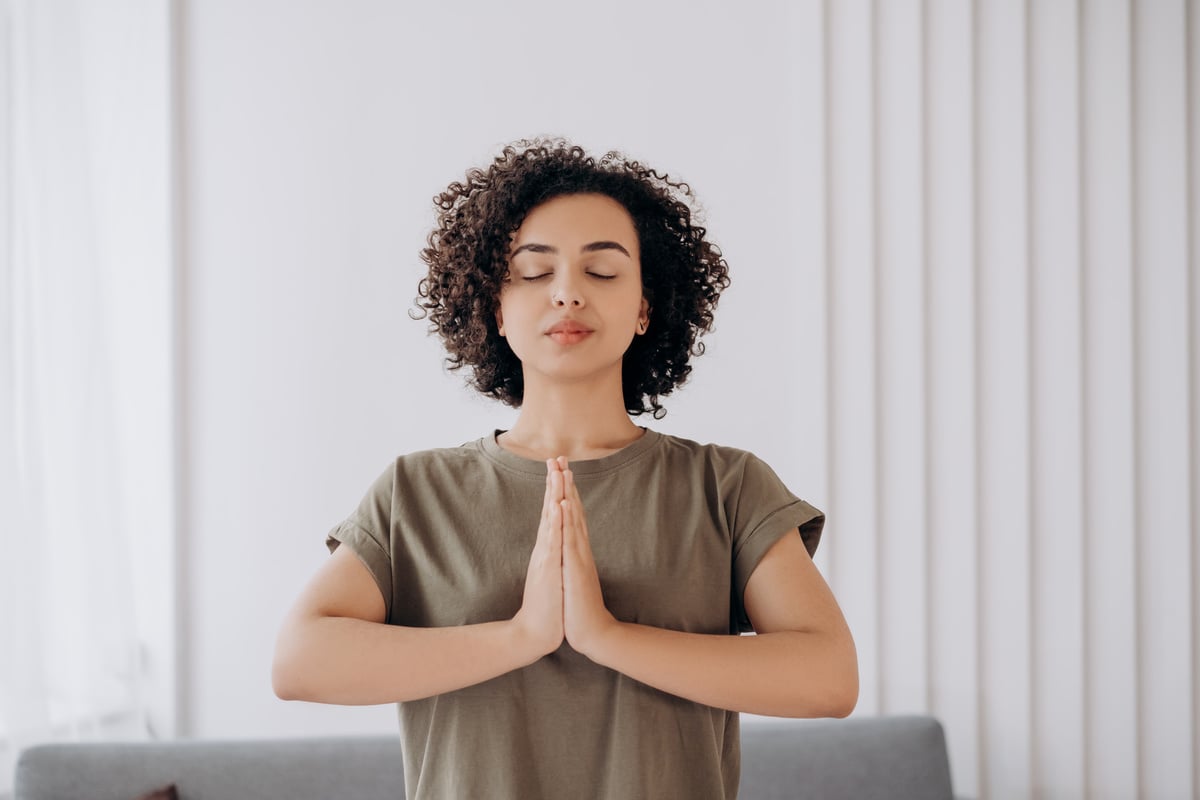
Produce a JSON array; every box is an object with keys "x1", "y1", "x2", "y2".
[
  {"x1": 584, "y1": 623, "x2": 858, "y2": 718},
  {"x1": 272, "y1": 614, "x2": 539, "y2": 705}
]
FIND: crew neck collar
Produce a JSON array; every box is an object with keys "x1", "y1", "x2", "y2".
[{"x1": 479, "y1": 427, "x2": 661, "y2": 476}]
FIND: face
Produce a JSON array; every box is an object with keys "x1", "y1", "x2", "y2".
[{"x1": 496, "y1": 193, "x2": 650, "y2": 385}]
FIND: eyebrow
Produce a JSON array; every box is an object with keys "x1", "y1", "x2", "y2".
[{"x1": 510, "y1": 241, "x2": 632, "y2": 258}]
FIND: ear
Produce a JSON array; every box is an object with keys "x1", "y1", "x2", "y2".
[
  {"x1": 495, "y1": 307, "x2": 506, "y2": 337},
  {"x1": 637, "y1": 298, "x2": 651, "y2": 334}
]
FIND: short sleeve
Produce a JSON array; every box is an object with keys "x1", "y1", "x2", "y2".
[
  {"x1": 325, "y1": 463, "x2": 396, "y2": 621},
  {"x1": 729, "y1": 454, "x2": 825, "y2": 632}
]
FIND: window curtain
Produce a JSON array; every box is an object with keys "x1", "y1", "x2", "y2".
[{"x1": 0, "y1": 0, "x2": 154, "y2": 787}]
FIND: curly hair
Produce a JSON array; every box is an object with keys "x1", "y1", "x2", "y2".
[{"x1": 414, "y1": 138, "x2": 731, "y2": 418}]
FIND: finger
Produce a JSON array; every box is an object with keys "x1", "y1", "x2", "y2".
[
  {"x1": 564, "y1": 470, "x2": 590, "y2": 542},
  {"x1": 561, "y1": 497, "x2": 583, "y2": 557},
  {"x1": 548, "y1": 498, "x2": 564, "y2": 556},
  {"x1": 538, "y1": 464, "x2": 564, "y2": 546},
  {"x1": 564, "y1": 468, "x2": 581, "y2": 509},
  {"x1": 558, "y1": 497, "x2": 572, "y2": 550},
  {"x1": 541, "y1": 464, "x2": 554, "y2": 523},
  {"x1": 551, "y1": 467, "x2": 564, "y2": 504},
  {"x1": 536, "y1": 501, "x2": 553, "y2": 555}
]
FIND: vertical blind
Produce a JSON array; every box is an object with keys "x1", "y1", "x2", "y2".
[{"x1": 799, "y1": 1, "x2": 1197, "y2": 797}]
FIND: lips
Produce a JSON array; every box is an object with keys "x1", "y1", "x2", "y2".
[
  {"x1": 546, "y1": 319, "x2": 593, "y2": 335},
  {"x1": 545, "y1": 318, "x2": 594, "y2": 344}
]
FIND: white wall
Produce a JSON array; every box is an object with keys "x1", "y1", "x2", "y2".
[{"x1": 179, "y1": 2, "x2": 1198, "y2": 799}]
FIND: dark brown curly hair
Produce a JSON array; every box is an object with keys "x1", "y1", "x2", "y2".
[{"x1": 414, "y1": 138, "x2": 731, "y2": 418}]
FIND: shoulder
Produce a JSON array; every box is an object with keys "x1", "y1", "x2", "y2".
[
  {"x1": 652, "y1": 431, "x2": 773, "y2": 476},
  {"x1": 356, "y1": 438, "x2": 494, "y2": 501},
  {"x1": 391, "y1": 439, "x2": 488, "y2": 470},
  {"x1": 649, "y1": 432, "x2": 799, "y2": 512}
]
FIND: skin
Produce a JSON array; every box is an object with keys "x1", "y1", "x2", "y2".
[
  {"x1": 272, "y1": 193, "x2": 859, "y2": 717},
  {"x1": 494, "y1": 192, "x2": 650, "y2": 460}
]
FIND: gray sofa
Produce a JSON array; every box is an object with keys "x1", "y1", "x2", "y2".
[{"x1": 14, "y1": 715, "x2": 955, "y2": 799}]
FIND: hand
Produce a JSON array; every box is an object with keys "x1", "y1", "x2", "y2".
[
  {"x1": 559, "y1": 458, "x2": 618, "y2": 658},
  {"x1": 512, "y1": 460, "x2": 565, "y2": 659}
]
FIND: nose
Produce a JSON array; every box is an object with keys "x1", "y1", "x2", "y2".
[{"x1": 551, "y1": 273, "x2": 584, "y2": 307}]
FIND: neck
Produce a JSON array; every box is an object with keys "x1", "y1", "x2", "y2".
[{"x1": 500, "y1": 371, "x2": 643, "y2": 461}]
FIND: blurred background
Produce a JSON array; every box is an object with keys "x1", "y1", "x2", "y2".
[{"x1": 1, "y1": 1, "x2": 1196, "y2": 798}]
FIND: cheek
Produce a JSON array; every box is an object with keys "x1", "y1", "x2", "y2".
[
  {"x1": 620, "y1": 289, "x2": 648, "y2": 322},
  {"x1": 496, "y1": 294, "x2": 535, "y2": 343},
  {"x1": 496, "y1": 291, "x2": 517, "y2": 326}
]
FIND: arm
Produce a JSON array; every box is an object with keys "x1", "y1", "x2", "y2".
[
  {"x1": 272, "y1": 467, "x2": 568, "y2": 705},
  {"x1": 559, "y1": 465, "x2": 858, "y2": 718}
]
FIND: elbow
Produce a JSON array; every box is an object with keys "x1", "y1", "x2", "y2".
[
  {"x1": 796, "y1": 671, "x2": 857, "y2": 719},
  {"x1": 757, "y1": 629, "x2": 860, "y2": 718},
  {"x1": 271, "y1": 631, "x2": 315, "y2": 702},
  {"x1": 271, "y1": 654, "x2": 305, "y2": 701},
  {"x1": 825, "y1": 674, "x2": 858, "y2": 718},
  {"x1": 271, "y1": 663, "x2": 300, "y2": 701},
  {"x1": 802, "y1": 633, "x2": 859, "y2": 719},
  {"x1": 826, "y1": 635, "x2": 859, "y2": 718}
]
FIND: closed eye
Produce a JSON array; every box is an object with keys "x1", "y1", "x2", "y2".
[
  {"x1": 522, "y1": 273, "x2": 552, "y2": 282},
  {"x1": 588, "y1": 273, "x2": 617, "y2": 280}
]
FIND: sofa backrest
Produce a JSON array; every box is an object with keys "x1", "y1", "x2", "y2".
[
  {"x1": 14, "y1": 715, "x2": 955, "y2": 799},
  {"x1": 739, "y1": 715, "x2": 955, "y2": 799},
  {"x1": 14, "y1": 736, "x2": 404, "y2": 800}
]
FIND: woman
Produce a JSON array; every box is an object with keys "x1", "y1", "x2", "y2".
[{"x1": 272, "y1": 139, "x2": 858, "y2": 799}]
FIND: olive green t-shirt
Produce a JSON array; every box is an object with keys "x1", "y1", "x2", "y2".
[{"x1": 327, "y1": 429, "x2": 824, "y2": 800}]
